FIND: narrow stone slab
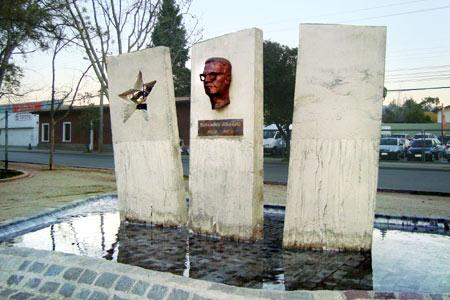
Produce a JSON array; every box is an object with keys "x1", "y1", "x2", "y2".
[
  {"x1": 189, "y1": 28, "x2": 264, "y2": 241},
  {"x1": 106, "y1": 47, "x2": 187, "y2": 227},
  {"x1": 284, "y1": 24, "x2": 386, "y2": 251}
]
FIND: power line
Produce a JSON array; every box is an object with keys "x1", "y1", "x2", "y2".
[
  {"x1": 386, "y1": 70, "x2": 450, "y2": 77},
  {"x1": 337, "y1": 5, "x2": 450, "y2": 23},
  {"x1": 203, "y1": 0, "x2": 435, "y2": 38},
  {"x1": 386, "y1": 64, "x2": 450, "y2": 72},
  {"x1": 386, "y1": 54, "x2": 450, "y2": 62},
  {"x1": 387, "y1": 49, "x2": 450, "y2": 59},
  {"x1": 386, "y1": 76, "x2": 450, "y2": 83},
  {"x1": 387, "y1": 86, "x2": 450, "y2": 92}
]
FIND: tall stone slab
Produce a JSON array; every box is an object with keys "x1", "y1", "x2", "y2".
[
  {"x1": 189, "y1": 28, "x2": 264, "y2": 241},
  {"x1": 283, "y1": 24, "x2": 386, "y2": 250},
  {"x1": 106, "y1": 47, "x2": 186, "y2": 227}
]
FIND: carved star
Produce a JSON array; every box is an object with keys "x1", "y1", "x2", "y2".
[{"x1": 118, "y1": 71, "x2": 156, "y2": 123}]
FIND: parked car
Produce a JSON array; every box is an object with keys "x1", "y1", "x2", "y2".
[
  {"x1": 407, "y1": 139, "x2": 440, "y2": 161},
  {"x1": 263, "y1": 124, "x2": 291, "y2": 155},
  {"x1": 431, "y1": 138, "x2": 445, "y2": 159},
  {"x1": 391, "y1": 133, "x2": 412, "y2": 141},
  {"x1": 399, "y1": 138, "x2": 411, "y2": 155},
  {"x1": 379, "y1": 138, "x2": 404, "y2": 160},
  {"x1": 445, "y1": 141, "x2": 450, "y2": 161},
  {"x1": 438, "y1": 135, "x2": 450, "y2": 146},
  {"x1": 413, "y1": 132, "x2": 437, "y2": 140}
]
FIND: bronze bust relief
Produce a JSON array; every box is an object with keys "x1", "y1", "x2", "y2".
[{"x1": 200, "y1": 57, "x2": 232, "y2": 110}]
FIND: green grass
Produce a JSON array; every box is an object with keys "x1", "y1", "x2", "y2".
[{"x1": 0, "y1": 169, "x2": 23, "y2": 180}]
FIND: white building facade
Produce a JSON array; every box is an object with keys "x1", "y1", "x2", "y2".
[{"x1": 0, "y1": 103, "x2": 40, "y2": 147}]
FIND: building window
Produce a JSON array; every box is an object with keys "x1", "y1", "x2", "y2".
[
  {"x1": 41, "y1": 123, "x2": 49, "y2": 142},
  {"x1": 62, "y1": 122, "x2": 71, "y2": 142}
]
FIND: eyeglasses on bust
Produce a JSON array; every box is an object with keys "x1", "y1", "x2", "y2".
[{"x1": 199, "y1": 72, "x2": 224, "y2": 82}]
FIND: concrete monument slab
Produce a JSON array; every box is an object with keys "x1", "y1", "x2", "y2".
[
  {"x1": 106, "y1": 47, "x2": 186, "y2": 227},
  {"x1": 189, "y1": 28, "x2": 264, "y2": 241},
  {"x1": 283, "y1": 24, "x2": 387, "y2": 250}
]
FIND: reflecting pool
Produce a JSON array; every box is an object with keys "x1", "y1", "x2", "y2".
[{"x1": 1, "y1": 198, "x2": 449, "y2": 292}]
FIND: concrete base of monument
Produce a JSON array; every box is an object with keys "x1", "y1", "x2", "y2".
[{"x1": 0, "y1": 194, "x2": 449, "y2": 298}]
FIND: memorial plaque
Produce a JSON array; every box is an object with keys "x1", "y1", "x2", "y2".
[{"x1": 198, "y1": 119, "x2": 243, "y2": 136}]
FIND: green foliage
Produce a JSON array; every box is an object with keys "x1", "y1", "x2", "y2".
[
  {"x1": 263, "y1": 40, "x2": 297, "y2": 155},
  {"x1": 77, "y1": 105, "x2": 100, "y2": 132},
  {"x1": 151, "y1": 0, "x2": 190, "y2": 97},
  {"x1": 382, "y1": 98, "x2": 437, "y2": 123},
  {"x1": 0, "y1": 0, "x2": 57, "y2": 93},
  {"x1": 0, "y1": 169, "x2": 23, "y2": 179},
  {"x1": 420, "y1": 97, "x2": 440, "y2": 112},
  {"x1": 263, "y1": 40, "x2": 297, "y2": 126}
]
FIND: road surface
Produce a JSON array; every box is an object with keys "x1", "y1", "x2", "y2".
[{"x1": 2, "y1": 150, "x2": 449, "y2": 194}]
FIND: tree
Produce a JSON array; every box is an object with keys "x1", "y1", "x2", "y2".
[
  {"x1": 420, "y1": 96, "x2": 440, "y2": 112},
  {"x1": 382, "y1": 98, "x2": 435, "y2": 123},
  {"x1": 47, "y1": 27, "x2": 92, "y2": 170},
  {"x1": 0, "y1": 0, "x2": 58, "y2": 97},
  {"x1": 150, "y1": 0, "x2": 191, "y2": 96},
  {"x1": 60, "y1": 0, "x2": 199, "y2": 99},
  {"x1": 263, "y1": 40, "x2": 297, "y2": 156}
]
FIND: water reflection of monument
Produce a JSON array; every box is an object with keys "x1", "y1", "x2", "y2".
[{"x1": 116, "y1": 214, "x2": 373, "y2": 290}]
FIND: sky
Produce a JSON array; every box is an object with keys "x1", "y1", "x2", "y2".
[{"x1": 5, "y1": 0, "x2": 450, "y2": 108}]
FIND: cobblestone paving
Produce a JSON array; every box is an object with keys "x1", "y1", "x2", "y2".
[{"x1": 0, "y1": 246, "x2": 449, "y2": 300}]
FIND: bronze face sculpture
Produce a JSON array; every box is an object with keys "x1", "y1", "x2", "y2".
[{"x1": 200, "y1": 57, "x2": 232, "y2": 110}]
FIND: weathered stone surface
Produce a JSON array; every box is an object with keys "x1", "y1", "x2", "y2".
[
  {"x1": 114, "y1": 275, "x2": 135, "y2": 292},
  {"x1": 167, "y1": 288, "x2": 190, "y2": 300},
  {"x1": 24, "y1": 278, "x2": 41, "y2": 289},
  {"x1": 44, "y1": 265, "x2": 64, "y2": 277},
  {"x1": 189, "y1": 28, "x2": 264, "y2": 241},
  {"x1": 106, "y1": 47, "x2": 186, "y2": 227},
  {"x1": 0, "y1": 288, "x2": 18, "y2": 298},
  {"x1": 10, "y1": 291, "x2": 33, "y2": 299},
  {"x1": 38, "y1": 282, "x2": 60, "y2": 294},
  {"x1": 18, "y1": 260, "x2": 31, "y2": 271},
  {"x1": 147, "y1": 284, "x2": 168, "y2": 299},
  {"x1": 94, "y1": 272, "x2": 119, "y2": 289},
  {"x1": 285, "y1": 291, "x2": 313, "y2": 300},
  {"x1": 74, "y1": 288, "x2": 91, "y2": 299},
  {"x1": 89, "y1": 291, "x2": 109, "y2": 300},
  {"x1": 29, "y1": 262, "x2": 47, "y2": 274},
  {"x1": 78, "y1": 269, "x2": 98, "y2": 284},
  {"x1": 132, "y1": 280, "x2": 149, "y2": 296},
  {"x1": 284, "y1": 24, "x2": 386, "y2": 251},
  {"x1": 7, "y1": 275, "x2": 23, "y2": 286},
  {"x1": 63, "y1": 267, "x2": 83, "y2": 281},
  {"x1": 59, "y1": 283, "x2": 76, "y2": 298}
]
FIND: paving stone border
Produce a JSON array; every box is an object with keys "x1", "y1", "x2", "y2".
[{"x1": 0, "y1": 246, "x2": 449, "y2": 300}]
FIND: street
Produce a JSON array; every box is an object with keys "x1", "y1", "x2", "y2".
[{"x1": 1, "y1": 150, "x2": 450, "y2": 194}]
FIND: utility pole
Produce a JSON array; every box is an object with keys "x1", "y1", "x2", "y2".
[
  {"x1": 4, "y1": 110, "x2": 8, "y2": 170},
  {"x1": 98, "y1": 86, "x2": 104, "y2": 152}
]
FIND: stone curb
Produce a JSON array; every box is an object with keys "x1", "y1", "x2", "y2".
[
  {"x1": 2, "y1": 194, "x2": 448, "y2": 243},
  {"x1": 0, "y1": 246, "x2": 449, "y2": 300},
  {"x1": 0, "y1": 194, "x2": 117, "y2": 240}
]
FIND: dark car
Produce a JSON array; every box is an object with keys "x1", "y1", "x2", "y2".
[{"x1": 406, "y1": 139, "x2": 440, "y2": 161}]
